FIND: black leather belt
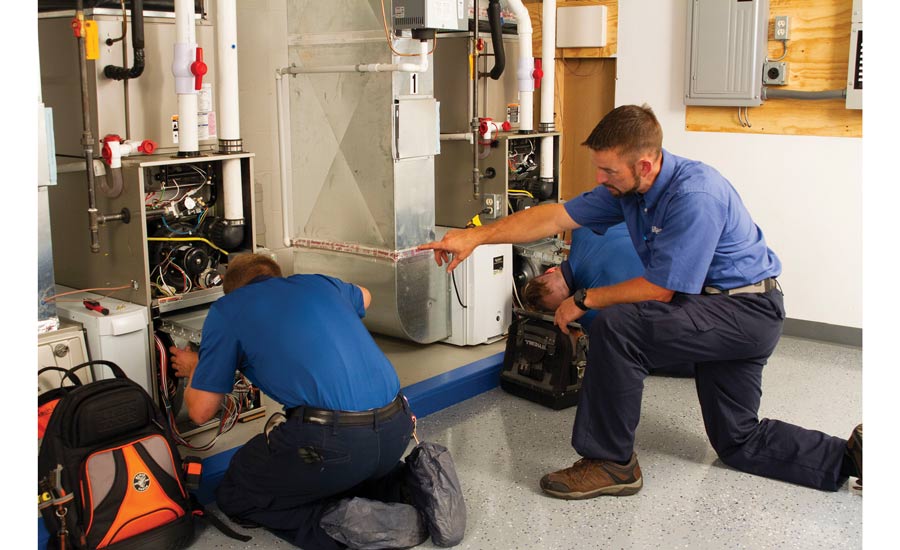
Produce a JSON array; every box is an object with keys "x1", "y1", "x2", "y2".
[
  {"x1": 284, "y1": 394, "x2": 405, "y2": 426},
  {"x1": 703, "y1": 277, "x2": 777, "y2": 296}
]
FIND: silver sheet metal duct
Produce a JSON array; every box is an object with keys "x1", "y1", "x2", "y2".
[{"x1": 284, "y1": 0, "x2": 449, "y2": 343}]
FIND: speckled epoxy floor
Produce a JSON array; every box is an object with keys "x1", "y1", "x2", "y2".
[{"x1": 190, "y1": 335, "x2": 862, "y2": 549}]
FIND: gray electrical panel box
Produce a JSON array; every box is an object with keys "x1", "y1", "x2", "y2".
[
  {"x1": 684, "y1": 0, "x2": 770, "y2": 107},
  {"x1": 845, "y1": 0, "x2": 862, "y2": 110},
  {"x1": 393, "y1": 0, "x2": 467, "y2": 31}
]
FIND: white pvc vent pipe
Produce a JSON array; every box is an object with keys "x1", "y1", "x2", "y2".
[
  {"x1": 506, "y1": 0, "x2": 534, "y2": 133},
  {"x1": 173, "y1": 0, "x2": 199, "y2": 154},
  {"x1": 540, "y1": 0, "x2": 557, "y2": 181},
  {"x1": 216, "y1": 0, "x2": 244, "y2": 222}
]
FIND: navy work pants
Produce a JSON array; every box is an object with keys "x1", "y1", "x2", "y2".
[
  {"x1": 573, "y1": 289, "x2": 848, "y2": 491},
  {"x1": 216, "y1": 396, "x2": 415, "y2": 549}
]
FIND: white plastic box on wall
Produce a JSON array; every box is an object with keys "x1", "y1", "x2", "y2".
[
  {"x1": 556, "y1": 5, "x2": 607, "y2": 48},
  {"x1": 53, "y1": 285, "x2": 152, "y2": 393}
]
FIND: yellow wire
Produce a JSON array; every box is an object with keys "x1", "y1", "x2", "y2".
[
  {"x1": 507, "y1": 189, "x2": 535, "y2": 198},
  {"x1": 147, "y1": 237, "x2": 230, "y2": 256}
]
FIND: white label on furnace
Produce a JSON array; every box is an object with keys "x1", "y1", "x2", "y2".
[{"x1": 198, "y1": 83, "x2": 213, "y2": 113}]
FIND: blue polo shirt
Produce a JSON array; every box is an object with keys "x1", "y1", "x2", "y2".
[
  {"x1": 564, "y1": 149, "x2": 781, "y2": 293},
  {"x1": 562, "y1": 224, "x2": 644, "y2": 326},
  {"x1": 190, "y1": 274, "x2": 400, "y2": 411}
]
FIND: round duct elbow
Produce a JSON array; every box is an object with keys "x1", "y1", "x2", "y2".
[{"x1": 209, "y1": 219, "x2": 245, "y2": 251}]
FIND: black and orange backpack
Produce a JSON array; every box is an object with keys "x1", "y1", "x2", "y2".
[{"x1": 37, "y1": 360, "x2": 198, "y2": 549}]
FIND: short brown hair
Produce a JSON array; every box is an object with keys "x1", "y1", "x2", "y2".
[
  {"x1": 522, "y1": 276, "x2": 552, "y2": 312},
  {"x1": 582, "y1": 104, "x2": 663, "y2": 161},
  {"x1": 223, "y1": 253, "x2": 283, "y2": 294}
]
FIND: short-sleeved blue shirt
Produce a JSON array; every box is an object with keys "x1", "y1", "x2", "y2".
[
  {"x1": 561, "y1": 224, "x2": 644, "y2": 326},
  {"x1": 564, "y1": 149, "x2": 781, "y2": 293},
  {"x1": 190, "y1": 274, "x2": 400, "y2": 411}
]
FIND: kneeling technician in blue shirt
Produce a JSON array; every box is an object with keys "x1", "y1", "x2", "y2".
[
  {"x1": 419, "y1": 104, "x2": 862, "y2": 499},
  {"x1": 169, "y1": 253, "x2": 415, "y2": 549}
]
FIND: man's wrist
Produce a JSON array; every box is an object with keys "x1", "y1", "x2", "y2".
[{"x1": 573, "y1": 288, "x2": 590, "y2": 311}]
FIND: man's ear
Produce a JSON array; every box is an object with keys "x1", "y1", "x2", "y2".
[{"x1": 636, "y1": 157, "x2": 653, "y2": 178}]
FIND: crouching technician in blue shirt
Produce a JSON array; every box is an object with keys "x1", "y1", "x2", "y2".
[
  {"x1": 169, "y1": 253, "x2": 415, "y2": 549},
  {"x1": 522, "y1": 224, "x2": 694, "y2": 378},
  {"x1": 419, "y1": 104, "x2": 862, "y2": 499}
]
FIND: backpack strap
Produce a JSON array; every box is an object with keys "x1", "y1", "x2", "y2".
[
  {"x1": 38, "y1": 366, "x2": 83, "y2": 387},
  {"x1": 189, "y1": 495, "x2": 253, "y2": 543},
  {"x1": 64, "y1": 360, "x2": 129, "y2": 384}
]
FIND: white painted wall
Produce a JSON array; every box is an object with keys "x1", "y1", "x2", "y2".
[
  {"x1": 615, "y1": 0, "x2": 862, "y2": 328},
  {"x1": 234, "y1": 0, "x2": 862, "y2": 328}
]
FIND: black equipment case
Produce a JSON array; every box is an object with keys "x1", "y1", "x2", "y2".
[{"x1": 499, "y1": 309, "x2": 588, "y2": 410}]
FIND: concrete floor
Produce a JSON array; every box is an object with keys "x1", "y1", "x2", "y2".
[{"x1": 189, "y1": 335, "x2": 862, "y2": 549}]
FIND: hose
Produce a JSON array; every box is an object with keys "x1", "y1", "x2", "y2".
[
  {"x1": 104, "y1": 0, "x2": 145, "y2": 80},
  {"x1": 763, "y1": 88, "x2": 846, "y2": 100},
  {"x1": 487, "y1": 0, "x2": 505, "y2": 80}
]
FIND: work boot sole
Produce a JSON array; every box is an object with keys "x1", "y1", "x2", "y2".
[
  {"x1": 541, "y1": 476, "x2": 643, "y2": 500},
  {"x1": 848, "y1": 424, "x2": 862, "y2": 487}
]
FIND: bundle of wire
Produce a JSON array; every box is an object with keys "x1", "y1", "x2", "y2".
[{"x1": 154, "y1": 334, "x2": 241, "y2": 451}]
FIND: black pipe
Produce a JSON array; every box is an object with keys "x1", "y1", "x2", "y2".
[
  {"x1": 104, "y1": 0, "x2": 145, "y2": 80},
  {"x1": 486, "y1": 0, "x2": 505, "y2": 80}
]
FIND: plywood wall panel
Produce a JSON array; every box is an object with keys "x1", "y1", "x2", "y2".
[{"x1": 685, "y1": 0, "x2": 861, "y2": 137}]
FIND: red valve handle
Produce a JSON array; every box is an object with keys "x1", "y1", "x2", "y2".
[
  {"x1": 138, "y1": 140, "x2": 158, "y2": 155},
  {"x1": 190, "y1": 47, "x2": 208, "y2": 91},
  {"x1": 533, "y1": 59, "x2": 543, "y2": 89}
]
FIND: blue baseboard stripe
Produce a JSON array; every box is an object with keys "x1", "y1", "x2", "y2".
[{"x1": 402, "y1": 351, "x2": 505, "y2": 418}]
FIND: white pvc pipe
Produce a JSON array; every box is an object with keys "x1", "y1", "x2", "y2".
[
  {"x1": 177, "y1": 95, "x2": 200, "y2": 153},
  {"x1": 287, "y1": 40, "x2": 429, "y2": 75},
  {"x1": 540, "y1": 0, "x2": 557, "y2": 180},
  {"x1": 216, "y1": 0, "x2": 240, "y2": 141},
  {"x1": 216, "y1": 0, "x2": 244, "y2": 222},
  {"x1": 173, "y1": 0, "x2": 199, "y2": 154},
  {"x1": 275, "y1": 71, "x2": 294, "y2": 247},
  {"x1": 506, "y1": 0, "x2": 534, "y2": 133}
]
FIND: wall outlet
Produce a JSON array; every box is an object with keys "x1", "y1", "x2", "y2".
[
  {"x1": 774, "y1": 15, "x2": 790, "y2": 40},
  {"x1": 763, "y1": 61, "x2": 789, "y2": 85}
]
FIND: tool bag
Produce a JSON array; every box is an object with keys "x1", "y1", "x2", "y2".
[
  {"x1": 499, "y1": 309, "x2": 588, "y2": 410},
  {"x1": 38, "y1": 360, "x2": 196, "y2": 550}
]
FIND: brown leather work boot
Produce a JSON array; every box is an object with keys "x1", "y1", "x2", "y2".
[{"x1": 540, "y1": 453, "x2": 643, "y2": 499}]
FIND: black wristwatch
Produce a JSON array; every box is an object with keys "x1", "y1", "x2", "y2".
[{"x1": 573, "y1": 288, "x2": 590, "y2": 311}]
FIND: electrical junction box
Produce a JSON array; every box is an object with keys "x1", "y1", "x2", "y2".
[
  {"x1": 763, "y1": 61, "x2": 788, "y2": 85},
  {"x1": 393, "y1": 0, "x2": 467, "y2": 31},
  {"x1": 684, "y1": 0, "x2": 770, "y2": 107},
  {"x1": 437, "y1": 227, "x2": 513, "y2": 346}
]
